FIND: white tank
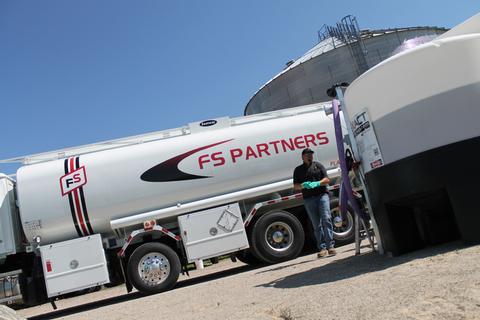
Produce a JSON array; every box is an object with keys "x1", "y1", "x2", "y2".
[
  {"x1": 344, "y1": 13, "x2": 480, "y2": 170},
  {"x1": 16, "y1": 103, "x2": 339, "y2": 244}
]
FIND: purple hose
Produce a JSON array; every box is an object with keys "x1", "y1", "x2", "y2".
[
  {"x1": 339, "y1": 182, "x2": 348, "y2": 220},
  {"x1": 332, "y1": 99, "x2": 366, "y2": 221}
]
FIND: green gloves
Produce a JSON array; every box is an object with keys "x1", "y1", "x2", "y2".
[
  {"x1": 301, "y1": 182, "x2": 311, "y2": 189},
  {"x1": 309, "y1": 181, "x2": 321, "y2": 188},
  {"x1": 301, "y1": 181, "x2": 321, "y2": 189}
]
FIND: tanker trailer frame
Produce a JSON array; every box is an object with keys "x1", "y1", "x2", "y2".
[
  {"x1": 113, "y1": 177, "x2": 357, "y2": 294},
  {"x1": 0, "y1": 103, "x2": 360, "y2": 304}
]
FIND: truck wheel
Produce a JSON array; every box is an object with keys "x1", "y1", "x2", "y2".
[
  {"x1": 250, "y1": 210, "x2": 304, "y2": 264},
  {"x1": 127, "y1": 242, "x2": 181, "y2": 294},
  {"x1": 235, "y1": 249, "x2": 262, "y2": 265},
  {"x1": 330, "y1": 198, "x2": 355, "y2": 245}
]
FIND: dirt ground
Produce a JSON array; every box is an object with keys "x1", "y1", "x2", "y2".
[{"x1": 15, "y1": 241, "x2": 480, "y2": 320}]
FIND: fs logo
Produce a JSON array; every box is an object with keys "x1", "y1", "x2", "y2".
[{"x1": 60, "y1": 166, "x2": 87, "y2": 196}]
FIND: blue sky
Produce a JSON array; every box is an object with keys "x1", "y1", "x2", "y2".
[{"x1": 1, "y1": 1, "x2": 479, "y2": 174}]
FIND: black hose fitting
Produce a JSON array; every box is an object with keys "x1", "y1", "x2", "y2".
[{"x1": 326, "y1": 82, "x2": 350, "y2": 98}]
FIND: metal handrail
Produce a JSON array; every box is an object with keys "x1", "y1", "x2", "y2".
[{"x1": 0, "y1": 103, "x2": 330, "y2": 165}]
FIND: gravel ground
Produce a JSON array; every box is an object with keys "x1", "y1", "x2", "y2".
[
  {"x1": 0, "y1": 305, "x2": 26, "y2": 320},
  {"x1": 17, "y1": 241, "x2": 480, "y2": 320}
]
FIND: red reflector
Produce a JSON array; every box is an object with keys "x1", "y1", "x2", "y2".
[
  {"x1": 46, "y1": 260, "x2": 52, "y2": 272},
  {"x1": 143, "y1": 219, "x2": 156, "y2": 230}
]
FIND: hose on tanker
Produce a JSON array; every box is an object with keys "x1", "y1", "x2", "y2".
[
  {"x1": 331, "y1": 98, "x2": 369, "y2": 223},
  {"x1": 338, "y1": 148, "x2": 354, "y2": 221}
]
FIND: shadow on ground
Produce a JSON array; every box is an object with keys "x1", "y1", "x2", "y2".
[
  {"x1": 256, "y1": 241, "x2": 467, "y2": 289},
  {"x1": 27, "y1": 241, "x2": 468, "y2": 319},
  {"x1": 28, "y1": 264, "x2": 258, "y2": 320}
]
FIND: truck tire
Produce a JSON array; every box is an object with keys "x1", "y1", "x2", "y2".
[
  {"x1": 127, "y1": 242, "x2": 181, "y2": 294},
  {"x1": 330, "y1": 198, "x2": 355, "y2": 245},
  {"x1": 105, "y1": 250, "x2": 125, "y2": 287},
  {"x1": 250, "y1": 210, "x2": 305, "y2": 264},
  {"x1": 235, "y1": 249, "x2": 262, "y2": 265}
]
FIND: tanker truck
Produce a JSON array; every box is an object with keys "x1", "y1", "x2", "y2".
[{"x1": 0, "y1": 103, "x2": 356, "y2": 305}]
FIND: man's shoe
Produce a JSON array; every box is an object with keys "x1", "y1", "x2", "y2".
[
  {"x1": 328, "y1": 248, "x2": 337, "y2": 256},
  {"x1": 317, "y1": 249, "x2": 328, "y2": 258}
]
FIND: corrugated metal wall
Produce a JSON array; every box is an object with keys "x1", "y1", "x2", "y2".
[{"x1": 245, "y1": 28, "x2": 446, "y2": 115}]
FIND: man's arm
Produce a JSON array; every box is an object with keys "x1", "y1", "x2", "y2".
[
  {"x1": 293, "y1": 167, "x2": 305, "y2": 191},
  {"x1": 319, "y1": 164, "x2": 330, "y2": 186},
  {"x1": 307, "y1": 163, "x2": 330, "y2": 188},
  {"x1": 318, "y1": 177, "x2": 330, "y2": 186},
  {"x1": 293, "y1": 183, "x2": 303, "y2": 191}
]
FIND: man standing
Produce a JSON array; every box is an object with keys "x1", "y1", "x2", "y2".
[{"x1": 293, "y1": 148, "x2": 336, "y2": 257}]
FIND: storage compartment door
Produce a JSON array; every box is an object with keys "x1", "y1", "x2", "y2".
[
  {"x1": 40, "y1": 234, "x2": 109, "y2": 297},
  {"x1": 178, "y1": 203, "x2": 249, "y2": 262}
]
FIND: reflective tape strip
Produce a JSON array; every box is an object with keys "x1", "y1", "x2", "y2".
[
  {"x1": 243, "y1": 185, "x2": 340, "y2": 228},
  {"x1": 117, "y1": 225, "x2": 180, "y2": 257},
  {"x1": 160, "y1": 227, "x2": 181, "y2": 241}
]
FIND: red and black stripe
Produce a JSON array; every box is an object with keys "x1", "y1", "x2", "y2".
[
  {"x1": 76, "y1": 157, "x2": 94, "y2": 235},
  {"x1": 65, "y1": 158, "x2": 82, "y2": 237},
  {"x1": 64, "y1": 156, "x2": 94, "y2": 237}
]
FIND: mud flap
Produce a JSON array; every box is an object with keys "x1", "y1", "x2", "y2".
[
  {"x1": 119, "y1": 255, "x2": 133, "y2": 293},
  {"x1": 177, "y1": 241, "x2": 189, "y2": 277}
]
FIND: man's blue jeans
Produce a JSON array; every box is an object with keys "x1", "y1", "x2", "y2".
[{"x1": 304, "y1": 193, "x2": 335, "y2": 250}]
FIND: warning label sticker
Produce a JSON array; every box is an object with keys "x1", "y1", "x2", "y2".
[{"x1": 351, "y1": 109, "x2": 384, "y2": 174}]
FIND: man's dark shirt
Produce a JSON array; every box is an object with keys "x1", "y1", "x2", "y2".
[{"x1": 293, "y1": 161, "x2": 329, "y2": 199}]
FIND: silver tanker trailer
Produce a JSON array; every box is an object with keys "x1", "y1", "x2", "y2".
[
  {"x1": 4, "y1": 10, "x2": 478, "y2": 307},
  {"x1": 0, "y1": 103, "x2": 353, "y2": 305}
]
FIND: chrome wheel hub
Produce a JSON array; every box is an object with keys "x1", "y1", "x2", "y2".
[
  {"x1": 333, "y1": 216, "x2": 343, "y2": 228},
  {"x1": 331, "y1": 208, "x2": 354, "y2": 236},
  {"x1": 272, "y1": 231, "x2": 285, "y2": 243},
  {"x1": 138, "y1": 252, "x2": 170, "y2": 286},
  {"x1": 265, "y1": 222, "x2": 294, "y2": 252}
]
